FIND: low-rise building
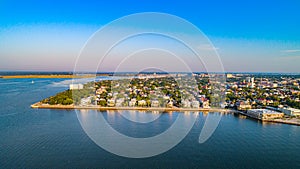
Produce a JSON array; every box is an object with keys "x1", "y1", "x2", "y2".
[
  {"x1": 182, "y1": 100, "x2": 191, "y2": 108},
  {"x1": 191, "y1": 101, "x2": 200, "y2": 108},
  {"x1": 115, "y1": 98, "x2": 124, "y2": 107},
  {"x1": 81, "y1": 97, "x2": 91, "y2": 105},
  {"x1": 129, "y1": 99, "x2": 136, "y2": 107},
  {"x1": 247, "y1": 109, "x2": 284, "y2": 120},
  {"x1": 226, "y1": 74, "x2": 234, "y2": 78},
  {"x1": 151, "y1": 100, "x2": 159, "y2": 107},
  {"x1": 107, "y1": 99, "x2": 115, "y2": 107},
  {"x1": 237, "y1": 101, "x2": 252, "y2": 110},
  {"x1": 279, "y1": 108, "x2": 300, "y2": 116},
  {"x1": 138, "y1": 100, "x2": 146, "y2": 107},
  {"x1": 202, "y1": 100, "x2": 210, "y2": 108},
  {"x1": 69, "y1": 84, "x2": 83, "y2": 90}
]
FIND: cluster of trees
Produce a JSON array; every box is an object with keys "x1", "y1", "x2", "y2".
[
  {"x1": 41, "y1": 88, "x2": 94, "y2": 105},
  {"x1": 72, "y1": 89, "x2": 94, "y2": 104},
  {"x1": 286, "y1": 99, "x2": 300, "y2": 109},
  {"x1": 41, "y1": 90, "x2": 73, "y2": 105}
]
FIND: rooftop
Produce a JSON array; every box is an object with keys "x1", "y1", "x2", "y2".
[{"x1": 249, "y1": 109, "x2": 282, "y2": 114}]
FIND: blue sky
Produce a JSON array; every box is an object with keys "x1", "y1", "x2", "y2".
[{"x1": 0, "y1": 0, "x2": 300, "y2": 72}]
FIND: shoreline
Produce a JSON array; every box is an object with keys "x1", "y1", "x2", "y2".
[
  {"x1": 236, "y1": 111, "x2": 300, "y2": 126},
  {"x1": 264, "y1": 119, "x2": 300, "y2": 126},
  {"x1": 31, "y1": 102, "x2": 300, "y2": 126},
  {"x1": 30, "y1": 102, "x2": 236, "y2": 113}
]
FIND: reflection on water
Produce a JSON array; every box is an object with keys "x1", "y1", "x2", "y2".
[
  {"x1": 76, "y1": 110, "x2": 198, "y2": 158},
  {"x1": 119, "y1": 110, "x2": 162, "y2": 123},
  {"x1": 261, "y1": 121, "x2": 283, "y2": 127},
  {"x1": 238, "y1": 114, "x2": 247, "y2": 119}
]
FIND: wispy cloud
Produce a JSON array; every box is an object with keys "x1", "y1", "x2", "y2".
[
  {"x1": 278, "y1": 55, "x2": 300, "y2": 60},
  {"x1": 280, "y1": 49, "x2": 300, "y2": 53}
]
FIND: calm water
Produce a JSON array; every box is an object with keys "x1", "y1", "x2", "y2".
[{"x1": 1, "y1": 78, "x2": 300, "y2": 169}]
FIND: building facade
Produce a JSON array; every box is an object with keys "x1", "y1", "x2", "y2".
[{"x1": 247, "y1": 109, "x2": 284, "y2": 120}]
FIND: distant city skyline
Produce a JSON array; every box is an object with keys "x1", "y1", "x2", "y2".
[{"x1": 0, "y1": 0, "x2": 300, "y2": 72}]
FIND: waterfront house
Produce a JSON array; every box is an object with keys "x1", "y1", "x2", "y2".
[
  {"x1": 80, "y1": 97, "x2": 91, "y2": 105},
  {"x1": 182, "y1": 100, "x2": 191, "y2": 108},
  {"x1": 191, "y1": 101, "x2": 200, "y2": 108},
  {"x1": 138, "y1": 100, "x2": 146, "y2": 107},
  {"x1": 202, "y1": 100, "x2": 210, "y2": 108},
  {"x1": 115, "y1": 99, "x2": 124, "y2": 107},
  {"x1": 107, "y1": 99, "x2": 115, "y2": 107},
  {"x1": 151, "y1": 100, "x2": 159, "y2": 107},
  {"x1": 69, "y1": 84, "x2": 83, "y2": 90},
  {"x1": 129, "y1": 99, "x2": 136, "y2": 107}
]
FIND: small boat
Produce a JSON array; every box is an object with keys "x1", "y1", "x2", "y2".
[{"x1": 31, "y1": 80, "x2": 34, "y2": 84}]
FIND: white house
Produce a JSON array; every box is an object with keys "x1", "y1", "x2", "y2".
[
  {"x1": 69, "y1": 84, "x2": 83, "y2": 90},
  {"x1": 279, "y1": 108, "x2": 300, "y2": 116},
  {"x1": 107, "y1": 99, "x2": 115, "y2": 107},
  {"x1": 191, "y1": 101, "x2": 200, "y2": 108},
  {"x1": 129, "y1": 99, "x2": 136, "y2": 107},
  {"x1": 151, "y1": 100, "x2": 159, "y2": 107},
  {"x1": 138, "y1": 100, "x2": 147, "y2": 107},
  {"x1": 115, "y1": 98, "x2": 124, "y2": 107},
  {"x1": 80, "y1": 97, "x2": 91, "y2": 105},
  {"x1": 182, "y1": 100, "x2": 191, "y2": 108}
]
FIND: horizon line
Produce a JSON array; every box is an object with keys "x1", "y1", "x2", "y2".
[{"x1": 1, "y1": 70, "x2": 300, "y2": 75}]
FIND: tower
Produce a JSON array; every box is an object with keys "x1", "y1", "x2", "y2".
[{"x1": 251, "y1": 77, "x2": 255, "y2": 88}]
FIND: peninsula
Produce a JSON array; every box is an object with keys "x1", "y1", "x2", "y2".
[{"x1": 31, "y1": 73, "x2": 300, "y2": 126}]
